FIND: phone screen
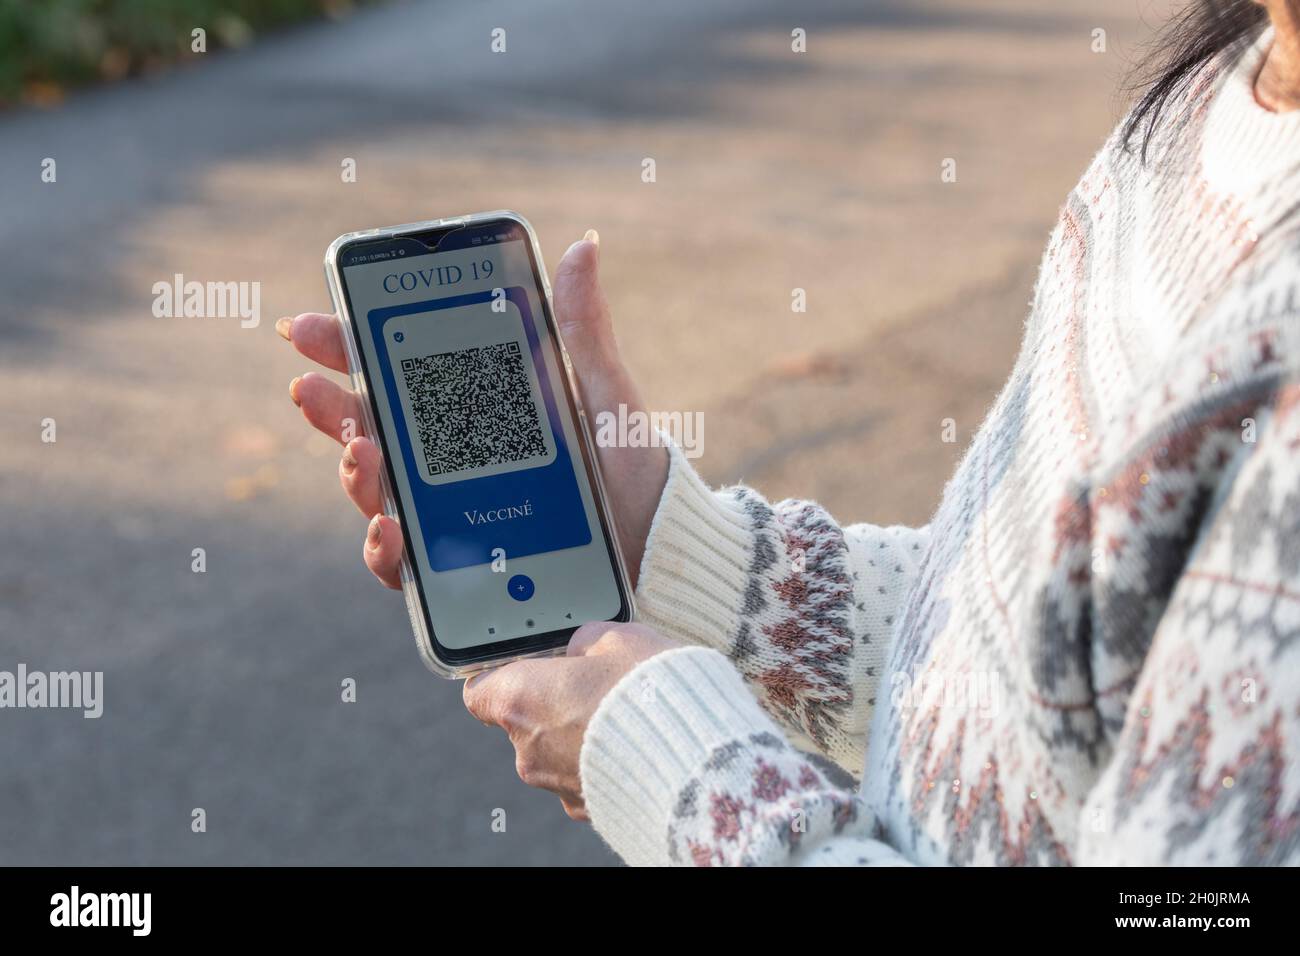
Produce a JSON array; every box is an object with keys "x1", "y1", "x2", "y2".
[{"x1": 336, "y1": 219, "x2": 629, "y2": 663}]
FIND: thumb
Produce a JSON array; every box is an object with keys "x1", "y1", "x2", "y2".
[
  {"x1": 566, "y1": 621, "x2": 622, "y2": 657},
  {"x1": 552, "y1": 230, "x2": 615, "y2": 370}
]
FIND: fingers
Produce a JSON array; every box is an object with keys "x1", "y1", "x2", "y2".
[
  {"x1": 560, "y1": 798, "x2": 589, "y2": 822},
  {"x1": 279, "y1": 313, "x2": 399, "y2": 590},
  {"x1": 463, "y1": 661, "x2": 531, "y2": 728},
  {"x1": 566, "y1": 621, "x2": 621, "y2": 657},
  {"x1": 280, "y1": 313, "x2": 364, "y2": 446},
  {"x1": 550, "y1": 232, "x2": 646, "y2": 439},
  {"x1": 289, "y1": 372, "x2": 364, "y2": 444},
  {"x1": 362, "y1": 514, "x2": 403, "y2": 589},
  {"x1": 339, "y1": 436, "x2": 384, "y2": 517},
  {"x1": 462, "y1": 661, "x2": 588, "y2": 819},
  {"x1": 552, "y1": 232, "x2": 616, "y2": 372},
  {"x1": 277, "y1": 312, "x2": 351, "y2": 373}
]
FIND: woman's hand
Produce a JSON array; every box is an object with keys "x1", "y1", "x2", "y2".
[
  {"x1": 277, "y1": 230, "x2": 670, "y2": 588},
  {"x1": 279, "y1": 233, "x2": 681, "y2": 817},
  {"x1": 462, "y1": 622, "x2": 680, "y2": 819}
]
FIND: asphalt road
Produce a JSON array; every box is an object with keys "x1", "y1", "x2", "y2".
[{"x1": 0, "y1": 0, "x2": 1164, "y2": 864}]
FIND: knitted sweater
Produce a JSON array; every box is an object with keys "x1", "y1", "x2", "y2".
[{"x1": 578, "y1": 27, "x2": 1300, "y2": 866}]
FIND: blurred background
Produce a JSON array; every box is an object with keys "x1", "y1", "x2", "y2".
[{"x1": 1, "y1": 0, "x2": 1172, "y2": 864}]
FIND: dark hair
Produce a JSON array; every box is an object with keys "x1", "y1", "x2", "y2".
[{"x1": 1123, "y1": 0, "x2": 1269, "y2": 160}]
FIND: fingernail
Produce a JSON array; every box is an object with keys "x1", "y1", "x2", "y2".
[
  {"x1": 583, "y1": 228, "x2": 600, "y2": 248},
  {"x1": 342, "y1": 442, "x2": 358, "y2": 474},
  {"x1": 367, "y1": 515, "x2": 382, "y2": 549},
  {"x1": 275, "y1": 316, "x2": 293, "y2": 341},
  {"x1": 288, "y1": 376, "x2": 302, "y2": 406}
]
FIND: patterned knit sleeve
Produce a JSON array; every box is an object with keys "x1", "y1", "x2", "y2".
[
  {"x1": 632, "y1": 440, "x2": 929, "y2": 776},
  {"x1": 579, "y1": 645, "x2": 915, "y2": 866},
  {"x1": 583, "y1": 383, "x2": 1300, "y2": 867},
  {"x1": 1075, "y1": 381, "x2": 1300, "y2": 864}
]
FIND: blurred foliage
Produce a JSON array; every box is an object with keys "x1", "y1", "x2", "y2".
[{"x1": 0, "y1": 0, "x2": 372, "y2": 105}]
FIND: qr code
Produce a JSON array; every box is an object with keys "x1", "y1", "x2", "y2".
[{"x1": 400, "y1": 341, "x2": 548, "y2": 477}]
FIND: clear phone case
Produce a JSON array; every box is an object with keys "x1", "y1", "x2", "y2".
[{"x1": 323, "y1": 210, "x2": 635, "y2": 680}]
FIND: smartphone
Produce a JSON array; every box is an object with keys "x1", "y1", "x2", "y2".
[{"x1": 324, "y1": 211, "x2": 634, "y2": 678}]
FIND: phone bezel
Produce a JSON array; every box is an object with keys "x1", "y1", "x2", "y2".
[{"x1": 325, "y1": 212, "x2": 633, "y2": 676}]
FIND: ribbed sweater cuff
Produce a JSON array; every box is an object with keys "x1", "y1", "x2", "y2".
[
  {"x1": 633, "y1": 442, "x2": 751, "y2": 649},
  {"x1": 579, "y1": 645, "x2": 784, "y2": 867}
]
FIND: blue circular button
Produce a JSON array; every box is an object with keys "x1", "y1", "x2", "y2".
[{"x1": 507, "y1": 574, "x2": 535, "y2": 602}]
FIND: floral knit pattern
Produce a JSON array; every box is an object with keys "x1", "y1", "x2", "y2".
[{"x1": 579, "y1": 27, "x2": 1300, "y2": 866}]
